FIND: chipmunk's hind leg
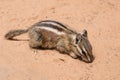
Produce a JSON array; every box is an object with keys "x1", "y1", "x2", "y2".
[{"x1": 28, "y1": 28, "x2": 42, "y2": 49}]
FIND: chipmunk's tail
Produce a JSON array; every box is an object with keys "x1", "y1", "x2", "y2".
[{"x1": 5, "y1": 29, "x2": 28, "y2": 40}]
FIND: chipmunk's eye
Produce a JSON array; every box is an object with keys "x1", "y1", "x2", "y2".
[
  {"x1": 76, "y1": 33, "x2": 81, "y2": 44},
  {"x1": 75, "y1": 38, "x2": 79, "y2": 44}
]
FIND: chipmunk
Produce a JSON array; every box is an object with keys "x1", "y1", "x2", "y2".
[{"x1": 5, "y1": 20, "x2": 94, "y2": 63}]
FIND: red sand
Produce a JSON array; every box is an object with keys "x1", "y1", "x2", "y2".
[{"x1": 0, "y1": 0, "x2": 120, "y2": 80}]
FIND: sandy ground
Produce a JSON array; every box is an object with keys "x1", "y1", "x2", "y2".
[{"x1": 0, "y1": 0, "x2": 120, "y2": 80}]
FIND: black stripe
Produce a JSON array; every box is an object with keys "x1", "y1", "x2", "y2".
[
  {"x1": 40, "y1": 20, "x2": 68, "y2": 29},
  {"x1": 33, "y1": 20, "x2": 76, "y2": 33},
  {"x1": 40, "y1": 20, "x2": 76, "y2": 33},
  {"x1": 36, "y1": 23, "x2": 64, "y2": 31}
]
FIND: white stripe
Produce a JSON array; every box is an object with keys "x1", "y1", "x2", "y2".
[
  {"x1": 82, "y1": 46, "x2": 87, "y2": 54},
  {"x1": 40, "y1": 21, "x2": 77, "y2": 34},
  {"x1": 82, "y1": 46, "x2": 91, "y2": 61},
  {"x1": 76, "y1": 45, "x2": 83, "y2": 56},
  {"x1": 40, "y1": 22, "x2": 69, "y2": 30},
  {"x1": 73, "y1": 35, "x2": 84, "y2": 56},
  {"x1": 36, "y1": 26, "x2": 65, "y2": 35},
  {"x1": 41, "y1": 22, "x2": 60, "y2": 27}
]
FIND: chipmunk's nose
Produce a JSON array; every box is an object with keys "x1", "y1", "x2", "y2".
[
  {"x1": 81, "y1": 54, "x2": 94, "y2": 63},
  {"x1": 78, "y1": 49, "x2": 94, "y2": 63},
  {"x1": 80, "y1": 43, "x2": 94, "y2": 63}
]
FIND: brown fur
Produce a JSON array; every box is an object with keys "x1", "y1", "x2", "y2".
[
  {"x1": 5, "y1": 26, "x2": 77, "y2": 59},
  {"x1": 28, "y1": 26, "x2": 77, "y2": 58},
  {"x1": 5, "y1": 29, "x2": 28, "y2": 39},
  {"x1": 5, "y1": 20, "x2": 94, "y2": 63}
]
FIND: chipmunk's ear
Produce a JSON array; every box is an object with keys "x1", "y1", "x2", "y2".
[{"x1": 82, "y1": 29, "x2": 88, "y2": 38}]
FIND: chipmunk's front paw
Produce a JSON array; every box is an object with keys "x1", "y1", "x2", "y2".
[{"x1": 69, "y1": 53, "x2": 78, "y2": 59}]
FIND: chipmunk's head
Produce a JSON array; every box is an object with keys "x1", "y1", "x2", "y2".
[{"x1": 73, "y1": 29, "x2": 94, "y2": 63}]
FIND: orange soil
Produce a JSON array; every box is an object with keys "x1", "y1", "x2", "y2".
[{"x1": 0, "y1": 0, "x2": 120, "y2": 80}]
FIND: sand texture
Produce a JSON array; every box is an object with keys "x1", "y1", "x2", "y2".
[{"x1": 0, "y1": 0, "x2": 120, "y2": 80}]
